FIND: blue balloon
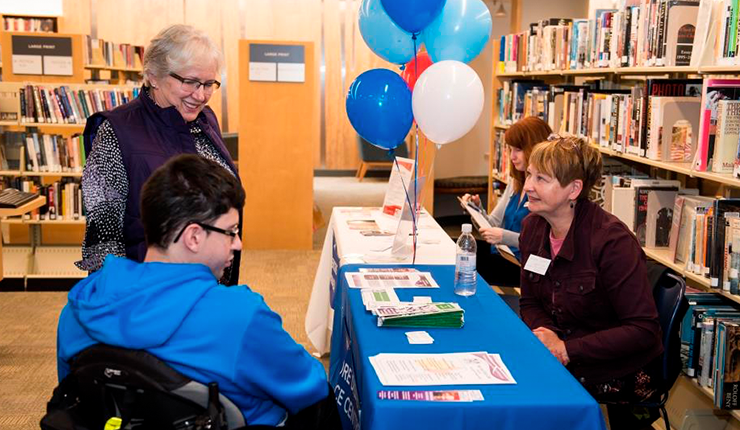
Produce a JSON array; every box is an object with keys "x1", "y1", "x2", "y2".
[
  {"x1": 381, "y1": 0, "x2": 447, "y2": 34},
  {"x1": 422, "y1": 0, "x2": 492, "y2": 64},
  {"x1": 346, "y1": 69, "x2": 413, "y2": 150},
  {"x1": 359, "y1": 0, "x2": 418, "y2": 64}
]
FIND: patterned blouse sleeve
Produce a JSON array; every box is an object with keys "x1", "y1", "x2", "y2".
[{"x1": 75, "y1": 120, "x2": 128, "y2": 272}]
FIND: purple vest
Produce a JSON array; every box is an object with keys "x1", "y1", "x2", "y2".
[{"x1": 83, "y1": 87, "x2": 241, "y2": 284}]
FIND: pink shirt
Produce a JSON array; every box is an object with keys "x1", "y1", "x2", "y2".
[{"x1": 549, "y1": 232, "x2": 565, "y2": 257}]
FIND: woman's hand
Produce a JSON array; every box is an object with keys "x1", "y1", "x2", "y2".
[
  {"x1": 533, "y1": 327, "x2": 570, "y2": 365},
  {"x1": 479, "y1": 227, "x2": 504, "y2": 244},
  {"x1": 460, "y1": 194, "x2": 481, "y2": 208}
]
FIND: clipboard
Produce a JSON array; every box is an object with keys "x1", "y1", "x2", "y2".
[
  {"x1": 495, "y1": 244, "x2": 521, "y2": 267},
  {"x1": 456, "y1": 196, "x2": 492, "y2": 231}
]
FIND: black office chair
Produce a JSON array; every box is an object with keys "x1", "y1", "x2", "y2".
[
  {"x1": 602, "y1": 265, "x2": 689, "y2": 430},
  {"x1": 356, "y1": 135, "x2": 409, "y2": 181},
  {"x1": 646, "y1": 270, "x2": 689, "y2": 430},
  {"x1": 40, "y1": 344, "x2": 272, "y2": 430}
]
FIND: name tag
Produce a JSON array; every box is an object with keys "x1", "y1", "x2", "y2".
[{"x1": 524, "y1": 254, "x2": 551, "y2": 276}]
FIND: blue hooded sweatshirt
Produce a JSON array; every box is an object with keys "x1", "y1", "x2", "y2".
[{"x1": 57, "y1": 255, "x2": 329, "y2": 426}]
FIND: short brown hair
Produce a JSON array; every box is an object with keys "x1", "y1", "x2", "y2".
[
  {"x1": 528, "y1": 136, "x2": 602, "y2": 200},
  {"x1": 141, "y1": 154, "x2": 245, "y2": 248},
  {"x1": 504, "y1": 117, "x2": 552, "y2": 193}
]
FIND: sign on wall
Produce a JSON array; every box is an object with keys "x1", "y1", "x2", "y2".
[
  {"x1": 11, "y1": 35, "x2": 72, "y2": 76},
  {"x1": 249, "y1": 43, "x2": 305, "y2": 83}
]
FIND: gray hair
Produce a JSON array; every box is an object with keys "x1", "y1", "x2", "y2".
[{"x1": 142, "y1": 24, "x2": 223, "y2": 86}]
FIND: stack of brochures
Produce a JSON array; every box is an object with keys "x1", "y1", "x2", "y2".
[{"x1": 375, "y1": 303, "x2": 464, "y2": 328}]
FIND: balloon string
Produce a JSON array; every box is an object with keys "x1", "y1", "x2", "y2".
[{"x1": 411, "y1": 33, "x2": 419, "y2": 264}]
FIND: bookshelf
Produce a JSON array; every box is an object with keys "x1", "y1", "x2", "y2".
[
  {"x1": 491, "y1": 9, "x2": 740, "y2": 425},
  {"x1": 0, "y1": 40, "x2": 137, "y2": 287},
  {"x1": 1, "y1": 15, "x2": 58, "y2": 33}
]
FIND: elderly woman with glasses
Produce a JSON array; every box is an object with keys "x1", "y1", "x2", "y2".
[
  {"x1": 78, "y1": 24, "x2": 241, "y2": 284},
  {"x1": 519, "y1": 136, "x2": 663, "y2": 428}
]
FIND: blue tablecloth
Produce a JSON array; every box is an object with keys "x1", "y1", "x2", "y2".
[{"x1": 329, "y1": 264, "x2": 607, "y2": 430}]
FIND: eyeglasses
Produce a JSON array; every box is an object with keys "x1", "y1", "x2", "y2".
[
  {"x1": 169, "y1": 72, "x2": 221, "y2": 94},
  {"x1": 173, "y1": 221, "x2": 239, "y2": 243}
]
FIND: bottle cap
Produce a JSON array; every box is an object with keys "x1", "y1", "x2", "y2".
[{"x1": 461, "y1": 223, "x2": 472, "y2": 233}]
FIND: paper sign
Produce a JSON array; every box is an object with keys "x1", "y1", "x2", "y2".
[
  {"x1": 392, "y1": 176, "x2": 425, "y2": 258},
  {"x1": 382, "y1": 157, "x2": 415, "y2": 217}
]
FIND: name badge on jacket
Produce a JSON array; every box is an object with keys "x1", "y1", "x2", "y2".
[{"x1": 524, "y1": 255, "x2": 551, "y2": 275}]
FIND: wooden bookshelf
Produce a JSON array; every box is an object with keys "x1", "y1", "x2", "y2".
[
  {"x1": 21, "y1": 171, "x2": 83, "y2": 178},
  {"x1": 592, "y1": 144, "x2": 740, "y2": 189},
  {"x1": 2, "y1": 218, "x2": 85, "y2": 225},
  {"x1": 85, "y1": 64, "x2": 141, "y2": 73},
  {"x1": 699, "y1": 65, "x2": 740, "y2": 74},
  {"x1": 686, "y1": 377, "x2": 740, "y2": 422},
  {"x1": 492, "y1": 15, "x2": 740, "y2": 429},
  {"x1": 497, "y1": 65, "x2": 740, "y2": 78},
  {"x1": 560, "y1": 68, "x2": 614, "y2": 76},
  {"x1": 492, "y1": 171, "x2": 508, "y2": 184},
  {"x1": 22, "y1": 122, "x2": 85, "y2": 129}
]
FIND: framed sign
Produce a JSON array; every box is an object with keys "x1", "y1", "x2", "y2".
[
  {"x1": 249, "y1": 43, "x2": 305, "y2": 83},
  {"x1": 12, "y1": 35, "x2": 72, "y2": 76}
]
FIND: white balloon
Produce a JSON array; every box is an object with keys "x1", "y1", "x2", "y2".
[{"x1": 412, "y1": 60, "x2": 484, "y2": 145}]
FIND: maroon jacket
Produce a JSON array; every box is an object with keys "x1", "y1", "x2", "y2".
[{"x1": 519, "y1": 199, "x2": 663, "y2": 385}]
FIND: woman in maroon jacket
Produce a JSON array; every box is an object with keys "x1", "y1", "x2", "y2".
[{"x1": 518, "y1": 135, "x2": 662, "y2": 428}]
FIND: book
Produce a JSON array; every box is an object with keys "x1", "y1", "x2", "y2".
[
  {"x1": 664, "y1": 1, "x2": 701, "y2": 66},
  {"x1": 695, "y1": 79, "x2": 740, "y2": 172},
  {"x1": 713, "y1": 100, "x2": 740, "y2": 173},
  {"x1": 647, "y1": 96, "x2": 701, "y2": 161},
  {"x1": 646, "y1": 188, "x2": 678, "y2": 247},
  {"x1": 714, "y1": 320, "x2": 740, "y2": 408},
  {"x1": 710, "y1": 199, "x2": 740, "y2": 287}
]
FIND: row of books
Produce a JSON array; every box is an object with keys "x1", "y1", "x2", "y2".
[
  {"x1": 499, "y1": 1, "x2": 740, "y2": 73},
  {"x1": 5, "y1": 177, "x2": 84, "y2": 221},
  {"x1": 601, "y1": 174, "x2": 740, "y2": 292},
  {"x1": 0, "y1": 132, "x2": 86, "y2": 173},
  {"x1": 683, "y1": 292, "x2": 740, "y2": 409},
  {"x1": 19, "y1": 85, "x2": 140, "y2": 125},
  {"x1": 497, "y1": 77, "x2": 740, "y2": 175},
  {"x1": 2, "y1": 16, "x2": 56, "y2": 33},
  {"x1": 498, "y1": 4, "x2": 697, "y2": 73},
  {"x1": 85, "y1": 36, "x2": 144, "y2": 70}
]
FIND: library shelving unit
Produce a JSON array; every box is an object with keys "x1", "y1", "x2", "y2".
[
  {"x1": 1, "y1": 14, "x2": 59, "y2": 33},
  {"x1": 0, "y1": 31, "x2": 139, "y2": 289},
  {"x1": 84, "y1": 38, "x2": 144, "y2": 84},
  {"x1": 491, "y1": 42, "x2": 740, "y2": 428}
]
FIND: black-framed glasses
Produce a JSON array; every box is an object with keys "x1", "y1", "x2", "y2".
[
  {"x1": 169, "y1": 72, "x2": 221, "y2": 94},
  {"x1": 173, "y1": 221, "x2": 239, "y2": 243}
]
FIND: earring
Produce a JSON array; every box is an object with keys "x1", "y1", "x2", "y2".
[{"x1": 569, "y1": 200, "x2": 575, "y2": 209}]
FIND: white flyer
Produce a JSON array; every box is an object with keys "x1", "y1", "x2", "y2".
[
  {"x1": 345, "y1": 271, "x2": 439, "y2": 289},
  {"x1": 361, "y1": 288, "x2": 400, "y2": 311},
  {"x1": 369, "y1": 352, "x2": 516, "y2": 386}
]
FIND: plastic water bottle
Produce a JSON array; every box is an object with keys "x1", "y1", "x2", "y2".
[{"x1": 454, "y1": 223, "x2": 477, "y2": 296}]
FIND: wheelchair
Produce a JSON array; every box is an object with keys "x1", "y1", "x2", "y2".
[{"x1": 40, "y1": 344, "x2": 274, "y2": 430}]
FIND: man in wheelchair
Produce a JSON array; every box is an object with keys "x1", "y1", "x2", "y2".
[{"x1": 52, "y1": 155, "x2": 339, "y2": 429}]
